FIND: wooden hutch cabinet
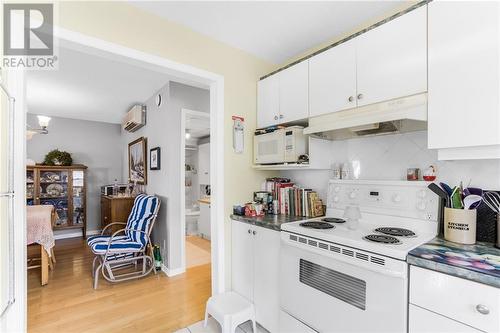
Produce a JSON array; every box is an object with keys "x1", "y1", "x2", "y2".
[
  {"x1": 100, "y1": 196, "x2": 135, "y2": 234},
  {"x1": 26, "y1": 165, "x2": 87, "y2": 237}
]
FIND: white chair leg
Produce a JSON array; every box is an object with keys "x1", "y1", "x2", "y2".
[
  {"x1": 252, "y1": 319, "x2": 257, "y2": 333},
  {"x1": 203, "y1": 309, "x2": 209, "y2": 327}
]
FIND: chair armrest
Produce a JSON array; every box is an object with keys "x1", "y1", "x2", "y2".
[
  {"x1": 101, "y1": 222, "x2": 127, "y2": 235},
  {"x1": 103, "y1": 228, "x2": 151, "y2": 258}
]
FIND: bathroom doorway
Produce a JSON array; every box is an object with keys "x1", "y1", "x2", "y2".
[{"x1": 181, "y1": 109, "x2": 211, "y2": 269}]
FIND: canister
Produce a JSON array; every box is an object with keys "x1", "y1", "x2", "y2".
[{"x1": 444, "y1": 207, "x2": 477, "y2": 245}]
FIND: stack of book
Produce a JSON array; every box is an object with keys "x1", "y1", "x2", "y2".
[{"x1": 264, "y1": 178, "x2": 324, "y2": 217}]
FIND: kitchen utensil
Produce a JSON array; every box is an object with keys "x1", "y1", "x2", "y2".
[
  {"x1": 463, "y1": 195, "x2": 482, "y2": 210},
  {"x1": 496, "y1": 214, "x2": 500, "y2": 249},
  {"x1": 463, "y1": 187, "x2": 483, "y2": 197},
  {"x1": 440, "y1": 182, "x2": 454, "y2": 197},
  {"x1": 484, "y1": 191, "x2": 500, "y2": 213},
  {"x1": 451, "y1": 186, "x2": 464, "y2": 209},
  {"x1": 428, "y1": 183, "x2": 450, "y2": 208}
]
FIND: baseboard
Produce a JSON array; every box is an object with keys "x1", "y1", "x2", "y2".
[
  {"x1": 161, "y1": 263, "x2": 186, "y2": 277},
  {"x1": 54, "y1": 229, "x2": 100, "y2": 240}
]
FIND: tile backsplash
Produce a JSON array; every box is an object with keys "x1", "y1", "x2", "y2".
[{"x1": 282, "y1": 131, "x2": 500, "y2": 198}]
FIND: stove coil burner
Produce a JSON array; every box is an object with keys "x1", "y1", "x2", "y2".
[
  {"x1": 300, "y1": 221, "x2": 335, "y2": 229},
  {"x1": 363, "y1": 234, "x2": 402, "y2": 245},
  {"x1": 321, "y1": 217, "x2": 346, "y2": 224},
  {"x1": 375, "y1": 227, "x2": 416, "y2": 237}
]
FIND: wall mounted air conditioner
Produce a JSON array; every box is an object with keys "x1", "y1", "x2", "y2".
[{"x1": 122, "y1": 104, "x2": 146, "y2": 132}]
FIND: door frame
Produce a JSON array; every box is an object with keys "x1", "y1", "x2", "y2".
[
  {"x1": 8, "y1": 25, "x2": 226, "y2": 332},
  {"x1": 180, "y1": 108, "x2": 210, "y2": 272}
]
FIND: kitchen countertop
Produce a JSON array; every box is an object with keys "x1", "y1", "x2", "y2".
[
  {"x1": 198, "y1": 197, "x2": 211, "y2": 205},
  {"x1": 230, "y1": 214, "x2": 309, "y2": 231},
  {"x1": 408, "y1": 237, "x2": 500, "y2": 288}
]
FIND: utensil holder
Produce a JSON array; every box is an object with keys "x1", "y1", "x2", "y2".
[{"x1": 444, "y1": 208, "x2": 477, "y2": 245}]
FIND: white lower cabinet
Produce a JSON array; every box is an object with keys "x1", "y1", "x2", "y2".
[
  {"x1": 410, "y1": 305, "x2": 481, "y2": 333},
  {"x1": 231, "y1": 220, "x2": 280, "y2": 333},
  {"x1": 198, "y1": 203, "x2": 210, "y2": 240},
  {"x1": 410, "y1": 266, "x2": 500, "y2": 333}
]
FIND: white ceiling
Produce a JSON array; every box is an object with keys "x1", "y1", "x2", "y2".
[
  {"x1": 186, "y1": 113, "x2": 210, "y2": 139},
  {"x1": 131, "y1": 1, "x2": 404, "y2": 64},
  {"x1": 27, "y1": 47, "x2": 172, "y2": 124}
]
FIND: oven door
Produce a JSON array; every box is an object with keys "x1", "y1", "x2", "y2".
[{"x1": 280, "y1": 238, "x2": 408, "y2": 333}]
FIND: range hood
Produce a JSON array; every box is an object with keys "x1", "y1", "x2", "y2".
[{"x1": 304, "y1": 93, "x2": 428, "y2": 140}]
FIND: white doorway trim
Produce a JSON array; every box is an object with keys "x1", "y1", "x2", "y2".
[
  {"x1": 8, "y1": 25, "x2": 226, "y2": 331},
  {"x1": 180, "y1": 108, "x2": 210, "y2": 272}
]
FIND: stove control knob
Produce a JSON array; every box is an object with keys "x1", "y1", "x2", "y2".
[
  {"x1": 418, "y1": 190, "x2": 427, "y2": 199},
  {"x1": 417, "y1": 201, "x2": 427, "y2": 211},
  {"x1": 334, "y1": 186, "x2": 341, "y2": 193},
  {"x1": 392, "y1": 194, "x2": 402, "y2": 203},
  {"x1": 349, "y1": 191, "x2": 357, "y2": 199}
]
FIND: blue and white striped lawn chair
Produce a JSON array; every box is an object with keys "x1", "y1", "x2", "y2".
[{"x1": 87, "y1": 194, "x2": 161, "y2": 289}]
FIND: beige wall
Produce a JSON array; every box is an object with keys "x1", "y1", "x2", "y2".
[{"x1": 56, "y1": 1, "x2": 275, "y2": 288}]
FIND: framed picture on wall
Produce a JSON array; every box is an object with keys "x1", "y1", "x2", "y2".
[
  {"x1": 128, "y1": 137, "x2": 147, "y2": 184},
  {"x1": 150, "y1": 147, "x2": 161, "y2": 170}
]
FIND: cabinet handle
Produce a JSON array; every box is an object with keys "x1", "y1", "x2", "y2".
[
  {"x1": 279, "y1": 114, "x2": 284, "y2": 119},
  {"x1": 252, "y1": 230, "x2": 256, "y2": 235},
  {"x1": 348, "y1": 96, "x2": 354, "y2": 102},
  {"x1": 274, "y1": 116, "x2": 278, "y2": 120},
  {"x1": 476, "y1": 304, "x2": 490, "y2": 315},
  {"x1": 357, "y1": 93, "x2": 363, "y2": 100}
]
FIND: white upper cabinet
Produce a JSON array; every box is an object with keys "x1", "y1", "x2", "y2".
[
  {"x1": 356, "y1": 5, "x2": 427, "y2": 106},
  {"x1": 309, "y1": 39, "x2": 357, "y2": 117},
  {"x1": 279, "y1": 61, "x2": 309, "y2": 124},
  {"x1": 257, "y1": 61, "x2": 309, "y2": 128},
  {"x1": 428, "y1": 1, "x2": 500, "y2": 158},
  {"x1": 257, "y1": 74, "x2": 280, "y2": 128}
]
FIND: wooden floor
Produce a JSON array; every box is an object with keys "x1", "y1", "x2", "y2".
[
  {"x1": 186, "y1": 235, "x2": 211, "y2": 268},
  {"x1": 28, "y1": 238, "x2": 212, "y2": 333}
]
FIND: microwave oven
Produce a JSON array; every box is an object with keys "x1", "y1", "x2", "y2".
[{"x1": 254, "y1": 126, "x2": 307, "y2": 164}]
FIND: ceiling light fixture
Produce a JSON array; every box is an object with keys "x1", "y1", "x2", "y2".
[
  {"x1": 185, "y1": 132, "x2": 191, "y2": 139},
  {"x1": 26, "y1": 115, "x2": 51, "y2": 139}
]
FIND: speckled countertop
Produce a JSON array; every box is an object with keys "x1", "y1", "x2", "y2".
[
  {"x1": 408, "y1": 237, "x2": 500, "y2": 288},
  {"x1": 230, "y1": 214, "x2": 309, "y2": 231}
]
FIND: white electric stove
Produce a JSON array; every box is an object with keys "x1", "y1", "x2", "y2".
[{"x1": 279, "y1": 180, "x2": 439, "y2": 333}]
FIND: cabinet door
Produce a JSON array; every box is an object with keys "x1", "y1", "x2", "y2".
[
  {"x1": 409, "y1": 305, "x2": 481, "y2": 333},
  {"x1": 356, "y1": 6, "x2": 427, "y2": 106},
  {"x1": 198, "y1": 204, "x2": 210, "y2": 240},
  {"x1": 309, "y1": 39, "x2": 357, "y2": 117},
  {"x1": 428, "y1": 1, "x2": 500, "y2": 149},
  {"x1": 231, "y1": 220, "x2": 254, "y2": 302},
  {"x1": 198, "y1": 143, "x2": 210, "y2": 185},
  {"x1": 279, "y1": 61, "x2": 309, "y2": 124},
  {"x1": 257, "y1": 75, "x2": 280, "y2": 128},
  {"x1": 253, "y1": 226, "x2": 280, "y2": 333}
]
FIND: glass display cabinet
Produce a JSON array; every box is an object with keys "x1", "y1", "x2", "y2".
[{"x1": 26, "y1": 165, "x2": 87, "y2": 237}]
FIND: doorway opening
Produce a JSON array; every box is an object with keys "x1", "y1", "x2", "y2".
[{"x1": 181, "y1": 109, "x2": 211, "y2": 270}]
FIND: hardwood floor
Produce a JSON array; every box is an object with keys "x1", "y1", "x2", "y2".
[
  {"x1": 28, "y1": 238, "x2": 211, "y2": 333},
  {"x1": 186, "y1": 236, "x2": 211, "y2": 268}
]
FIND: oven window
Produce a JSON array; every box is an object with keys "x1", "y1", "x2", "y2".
[{"x1": 299, "y1": 259, "x2": 366, "y2": 310}]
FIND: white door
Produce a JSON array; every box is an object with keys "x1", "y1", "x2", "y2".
[
  {"x1": 257, "y1": 75, "x2": 279, "y2": 128},
  {"x1": 409, "y1": 305, "x2": 481, "y2": 333},
  {"x1": 309, "y1": 39, "x2": 357, "y2": 117},
  {"x1": 0, "y1": 73, "x2": 16, "y2": 324},
  {"x1": 253, "y1": 226, "x2": 280, "y2": 333},
  {"x1": 356, "y1": 6, "x2": 427, "y2": 106},
  {"x1": 279, "y1": 61, "x2": 309, "y2": 124},
  {"x1": 428, "y1": 1, "x2": 500, "y2": 149},
  {"x1": 231, "y1": 220, "x2": 254, "y2": 302},
  {"x1": 198, "y1": 142, "x2": 210, "y2": 185}
]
